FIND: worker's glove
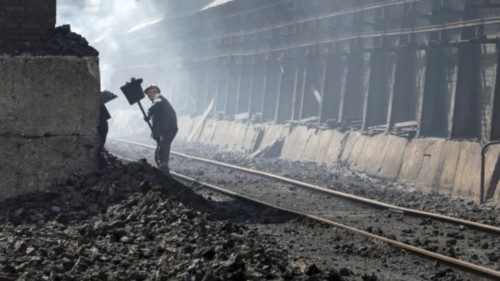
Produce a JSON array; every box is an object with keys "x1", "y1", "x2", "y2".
[
  {"x1": 151, "y1": 134, "x2": 160, "y2": 142},
  {"x1": 144, "y1": 116, "x2": 151, "y2": 122}
]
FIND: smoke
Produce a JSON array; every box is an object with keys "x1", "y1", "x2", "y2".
[
  {"x1": 57, "y1": 0, "x2": 166, "y2": 91},
  {"x1": 56, "y1": 0, "x2": 220, "y2": 138},
  {"x1": 56, "y1": 0, "x2": 186, "y2": 138}
]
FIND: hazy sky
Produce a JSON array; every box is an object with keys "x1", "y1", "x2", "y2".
[{"x1": 57, "y1": 0, "x2": 167, "y2": 90}]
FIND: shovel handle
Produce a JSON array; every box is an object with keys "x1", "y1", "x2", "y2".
[
  {"x1": 137, "y1": 101, "x2": 161, "y2": 150},
  {"x1": 137, "y1": 101, "x2": 153, "y2": 131}
]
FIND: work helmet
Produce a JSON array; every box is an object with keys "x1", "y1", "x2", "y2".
[{"x1": 144, "y1": 84, "x2": 161, "y2": 94}]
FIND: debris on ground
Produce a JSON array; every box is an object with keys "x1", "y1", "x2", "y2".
[
  {"x1": 0, "y1": 153, "x2": 342, "y2": 280},
  {"x1": 174, "y1": 142, "x2": 499, "y2": 226},
  {"x1": 109, "y1": 140, "x2": 494, "y2": 280},
  {"x1": 0, "y1": 25, "x2": 98, "y2": 57}
]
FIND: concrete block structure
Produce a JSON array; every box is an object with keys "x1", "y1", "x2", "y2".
[{"x1": 0, "y1": 0, "x2": 100, "y2": 201}]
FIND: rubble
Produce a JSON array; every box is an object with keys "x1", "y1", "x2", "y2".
[
  {"x1": 109, "y1": 140, "x2": 496, "y2": 280},
  {"x1": 250, "y1": 138, "x2": 284, "y2": 159},
  {"x1": 0, "y1": 153, "x2": 341, "y2": 280},
  {"x1": 335, "y1": 119, "x2": 363, "y2": 132},
  {"x1": 178, "y1": 143, "x2": 499, "y2": 227},
  {"x1": 0, "y1": 25, "x2": 98, "y2": 57}
]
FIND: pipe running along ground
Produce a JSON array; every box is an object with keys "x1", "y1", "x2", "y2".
[
  {"x1": 113, "y1": 153, "x2": 500, "y2": 280},
  {"x1": 112, "y1": 138, "x2": 500, "y2": 234}
]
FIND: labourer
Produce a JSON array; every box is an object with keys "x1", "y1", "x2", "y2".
[
  {"x1": 144, "y1": 85, "x2": 178, "y2": 175},
  {"x1": 98, "y1": 90, "x2": 117, "y2": 168},
  {"x1": 98, "y1": 103, "x2": 111, "y2": 147},
  {"x1": 98, "y1": 91, "x2": 113, "y2": 147}
]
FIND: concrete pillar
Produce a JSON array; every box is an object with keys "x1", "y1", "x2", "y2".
[
  {"x1": 450, "y1": 43, "x2": 482, "y2": 139},
  {"x1": 299, "y1": 54, "x2": 323, "y2": 122},
  {"x1": 387, "y1": 48, "x2": 425, "y2": 130},
  {"x1": 275, "y1": 58, "x2": 295, "y2": 123},
  {"x1": 249, "y1": 63, "x2": 265, "y2": 120},
  {"x1": 297, "y1": 54, "x2": 309, "y2": 122},
  {"x1": 318, "y1": 57, "x2": 328, "y2": 124},
  {"x1": 259, "y1": 62, "x2": 269, "y2": 120},
  {"x1": 261, "y1": 60, "x2": 281, "y2": 122},
  {"x1": 195, "y1": 70, "x2": 208, "y2": 116},
  {"x1": 291, "y1": 56, "x2": 306, "y2": 121},
  {"x1": 173, "y1": 69, "x2": 191, "y2": 116},
  {"x1": 212, "y1": 67, "x2": 223, "y2": 117},
  {"x1": 478, "y1": 42, "x2": 500, "y2": 142},
  {"x1": 418, "y1": 46, "x2": 459, "y2": 138},
  {"x1": 216, "y1": 67, "x2": 229, "y2": 116},
  {"x1": 492, "y1": 45, "x2": 500, "y2": 141},
  {"x1": 362, "y1": 49, "x2": 397, "y2": 130},
  {"x1": 202, "y1": 64, "x2": 218, "y2": 116},
  {"x1": 320, "y1": 50, "x2": 348, "y2": 124},
  {"x1": 187, "y1": 70, "x2": 198, "y2": 116},
  {"x1": 236, "y1": 63, "x2": 252, "y2": 115},
  {"x1": 234, "y1": 65, "x2": 244, "y2": 114},
  {"x1": 224, "y1": 64, "x2": 240, "y2": 118},
  {"x1": 448, "y1": 0, "x2": 500, "y2": 142},
  {"x1": 246, "y1": 64, "x2": 256, "y2": 116},
  {"x1": 339, "y1": 45, "x2": 370, "y2": 124}
]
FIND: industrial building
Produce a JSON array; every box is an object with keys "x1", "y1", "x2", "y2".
[
  {"x1": 0, "y1": 1, "x2": 499, "y2": 280},
  {"x1": 151, "y1": 0, "x2": 500, "y2": 203}
]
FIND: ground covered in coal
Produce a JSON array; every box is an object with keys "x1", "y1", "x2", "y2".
[
  {"x1": 0, "y1": 154, "x2": 353, "y2": 280},
  {"x1": 170, "y1": 141, "x2": 500, "y2": 227},
  {"x1": 109, "y1": 140, "x2": 498, "y2": 280},
  {"x1": 0, "y1": 25, "x2": 98, "y2": 57}
]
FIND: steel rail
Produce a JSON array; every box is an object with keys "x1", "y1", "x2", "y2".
[
  {"x1": 112, "y1": 152, "x2": 500, "y2": 280},
  {"x1": 112, "y1": 138, "x2": 500, "y2": 234},
  {"x1": 191, "y1": 15, "x2": 500, "y2": 62}
]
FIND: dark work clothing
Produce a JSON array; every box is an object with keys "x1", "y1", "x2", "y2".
[
  {"x1": 157, "y1": 131, "x2": 177, "y2": 173},
  {"x1": 148, "y1": 95, "x2": 178, "y2": 141},
  {"x1": 98, "y1": 104, "x2": 111, "y2": 170},
  {"x1": 147, "y1": 94, "x2": 178, "y2": 173},
  {"x1": 98, "y1": 104, "x2": 111, "y2": 148},
  {"x1": 101, "y1": 104, "x2": 111, "y2": 121}
]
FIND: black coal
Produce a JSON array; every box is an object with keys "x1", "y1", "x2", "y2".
[
  {"x1": 0, "y1": 25, "x2": 98, "y2": 57},
  {"x1": 0, "y1": 154, "x2": 339, "y2": 280}
]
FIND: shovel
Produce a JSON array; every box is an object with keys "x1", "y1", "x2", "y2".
[{"x1": 120, "y1": 77, "x2": 160, "y2": 166}]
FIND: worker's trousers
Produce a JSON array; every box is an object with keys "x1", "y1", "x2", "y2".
[{"x1": 157, "y1": 130, "x2": 177, "y2": 173}]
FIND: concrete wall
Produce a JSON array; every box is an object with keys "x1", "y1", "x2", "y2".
[
  {"x1": 0, "y1": 55, "x2": 100, "y2": 200},
  {"x1": 178, "y1": 117, "x2": 500, "y2": 203}
]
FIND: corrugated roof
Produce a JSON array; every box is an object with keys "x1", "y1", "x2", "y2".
[{"x1": 201, "y1": 0, "x2": 233, "y2": 11}]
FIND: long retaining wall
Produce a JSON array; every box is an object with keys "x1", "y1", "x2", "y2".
[{"x1": 177, "y1": 117, "x2": 500, "y2": 204}]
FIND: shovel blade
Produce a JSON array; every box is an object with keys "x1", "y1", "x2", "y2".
[{"x1": 120, "y1": 77, "x2": 145, "y2": 105}]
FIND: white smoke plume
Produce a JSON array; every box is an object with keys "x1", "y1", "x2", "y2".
[
  {"x1": 57, "y1": 0, "x2": 167, "y2": 92},
  {"x1": 56, "y1": 0, "x2": 210, "y2": 137}
]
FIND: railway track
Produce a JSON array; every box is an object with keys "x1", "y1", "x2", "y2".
[
  {"x1": 112, "y1": 138, "x2": 500, "y2": 234},
  {"x1": 110, "y1": 139, "x2": 500, "y2": 280}
]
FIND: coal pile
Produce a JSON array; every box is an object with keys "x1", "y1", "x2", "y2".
[
  {"x1": 0, "y1": 154, "x2": 336, "y2": 280},
  {"x1": 0, "y1": 25, "x2": 98, "y2": 57}
]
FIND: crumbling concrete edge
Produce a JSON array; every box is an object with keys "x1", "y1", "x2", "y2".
[{"x1": 177, "y1": 117, "x2": 500, "y2": 204}]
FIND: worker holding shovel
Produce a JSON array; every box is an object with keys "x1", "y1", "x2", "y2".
[
  {"x1": 120, "y1": 79, "x2": 178, "y2": 175},
  {"x1": 143, "y1": 84, "x2": 178, "y2": 175}
]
